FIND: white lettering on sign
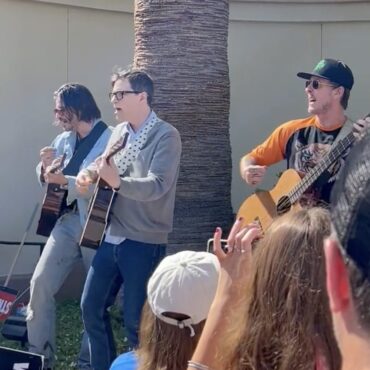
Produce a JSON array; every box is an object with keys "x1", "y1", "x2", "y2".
[
  {"x1": 0, "y1": 299, "x2": 12, "y2": 314},
  {"x1": 13, "y1": 363, "x2": 30, "y2": 370}
]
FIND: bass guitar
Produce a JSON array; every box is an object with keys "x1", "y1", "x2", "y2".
[
  {"x1": 237, "y1": 127, "x2": 357, "y2": 232},
  {"x1": 80, "y1": 133, "x2": 129, "y2": 249},
  {"x1": 36, "y1": 153, "x2": 67, "y2": 237}
]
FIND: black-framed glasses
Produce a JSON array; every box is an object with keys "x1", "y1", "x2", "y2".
[
  {"x1": 109, "y1": 90, "x2": 141, "y2": 101},
  {"x1": 305, "y1": 80, "x2": 338, "y2": 90}
]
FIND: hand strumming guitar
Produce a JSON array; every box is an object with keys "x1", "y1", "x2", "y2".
[
  {"x1": 76, "y1": 162, "x2": 99, "y2": 194},
  {"x1": 242, "y1": 165, "x2": 267, "y2": 186},
  {"x1": 76, "y1": 153, "x2": 121, "y2": 193},
  {"x1": 40, "y1": 146, "x2": 56, "y2": 182}
]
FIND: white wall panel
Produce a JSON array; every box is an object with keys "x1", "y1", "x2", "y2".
[
  {"x1": 0, "y1": 0, "x2": 67, "y2": 276},
  {"x1": 68, "y1": 7, "x2": 134, "y2": 125},
  {"x1": 322, "y1": 22, "x2": 370, "y2": 120}
]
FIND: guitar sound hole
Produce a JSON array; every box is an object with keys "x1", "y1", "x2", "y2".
[{"x1": 276, "y1": 196, "x2": 292, "y2": 216}]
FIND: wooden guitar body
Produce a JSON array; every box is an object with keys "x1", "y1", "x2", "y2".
[
  {"x1": 79, "y1": 179, "x2": 116, "y2": 249},
  {"x1": 36, "y1": 184, "x2": 67, "y2": 237},
  {"x1": 237, "y1": 169, "x2": 302, "y2": 232},
  {"x1": 79, "y1": 132, "x2": 129, "y2": 249},
  {"x1": 36, "y1": 153, "x2": 67, "y2": 237}
]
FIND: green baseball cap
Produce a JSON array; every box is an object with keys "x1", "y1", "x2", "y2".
[{"x1": 297, "y1": 58, "x2": 354, "y2": 90}]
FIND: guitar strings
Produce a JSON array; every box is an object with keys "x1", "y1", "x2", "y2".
[{"x1": 277, "y1": 133, "x2": 355, "y2": 211}]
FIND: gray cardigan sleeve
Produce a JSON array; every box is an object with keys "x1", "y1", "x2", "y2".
[{"x1": 116, "y1": 130, "x2": 181, "y2": 202}]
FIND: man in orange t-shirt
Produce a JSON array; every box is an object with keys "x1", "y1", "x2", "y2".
[{"x1": 240, "y1": 58, "x2": 369, "y2": 203}]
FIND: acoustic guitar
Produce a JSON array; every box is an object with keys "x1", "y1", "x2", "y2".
[
  {"x1": 237, "y1": 128, "x2": 357, "y2": 232},
  {"x1": 80, "y1": 132, "x2": 129, "y2": 249},
  {"x1": 36, "y1": 153, "x2": 67, "y2": 237}
]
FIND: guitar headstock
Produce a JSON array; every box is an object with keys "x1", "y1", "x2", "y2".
[{"x1": 106, "y1": 132, "x2": 129, "y2": 162}]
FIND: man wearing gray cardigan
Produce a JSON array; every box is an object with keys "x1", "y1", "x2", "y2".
[{"x1": 77, "y1": 69, "x2": 181, "y2": 370}]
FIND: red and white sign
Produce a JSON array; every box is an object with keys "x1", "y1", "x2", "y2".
[{"x1": 0, "y1": 286, "x2": 18, "y2": 321}]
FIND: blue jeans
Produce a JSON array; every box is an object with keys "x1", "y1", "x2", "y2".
[{"x1": 81, "y1": 239, "x2": 166, "y2": 370}]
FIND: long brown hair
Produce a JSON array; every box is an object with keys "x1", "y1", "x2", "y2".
[
  {"x1": 229, "y1": 208, "x2": 341, "y2": 370},
  {"x1": 137, "y1": 302, "x2": 205, "y2": 370}
]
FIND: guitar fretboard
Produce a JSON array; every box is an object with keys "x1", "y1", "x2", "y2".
[{"x1": 288, "y1": 131, "x2": 355, "y2": 203}]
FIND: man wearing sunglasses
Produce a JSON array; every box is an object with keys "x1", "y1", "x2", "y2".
[
  {"x1": 28, "y1": 83, "x2": 112, "y2": 370},
  {"x1": 240, "y1": 58, "x2": 370, "y2": 204},
  {"x1": 76, "y1": 69, "x2": 182, "y2": 370}
]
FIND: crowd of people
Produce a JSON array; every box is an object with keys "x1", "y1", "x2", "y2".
[{"x1": 28, "y1": 58, "x2": 370, "y2": 370}]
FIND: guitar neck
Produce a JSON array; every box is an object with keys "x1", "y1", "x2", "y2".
[
  {"x1": 106, "y1": 132, "x2": 129, "y2": 163},
  {"x1": 97, "y1": 177, "x2": 111, "y2": 188},
  {"x1": 288, "y1": 131, "x2": 355, "y2": 203}
]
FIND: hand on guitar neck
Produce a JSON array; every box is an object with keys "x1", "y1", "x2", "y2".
[
  {"x1": 40, "y1": 146, "x2": 56, "y2": 170},
  {"x1": 95, "y1": 133, "x2": 129, "y2": 188},
  {"x1": 353, "y1": 113, "x2": 370, "y2": 141},
  {"x1": 76, "y1": 165, "x2": 99, "y2": 194},
  {"x1": 43, "y1": 153, "x2": 68, "y2": 186}
]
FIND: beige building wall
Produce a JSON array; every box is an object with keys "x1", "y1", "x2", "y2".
[
  {"x1": 0, "y1": 0, "x2": 134, "y2": 280},
  {"x1": 1, "y1": 0, "x2": 370, "y2": 279}
]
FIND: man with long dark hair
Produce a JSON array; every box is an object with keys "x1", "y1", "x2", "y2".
[{"x1": 27, "y1": 83, "x2": 111, "y2": 369}]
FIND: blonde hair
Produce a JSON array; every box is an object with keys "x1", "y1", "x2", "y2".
[{"x1": 228, "y1": 208, "x2": 341, "y2": 370}]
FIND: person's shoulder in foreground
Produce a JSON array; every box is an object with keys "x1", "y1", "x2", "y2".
[
  {"x1": 110, "y1": 351, "x2": 138, "y2": 370},
  {"x1": 325, "y1": 132, "x2": 370, "y2": 370}
]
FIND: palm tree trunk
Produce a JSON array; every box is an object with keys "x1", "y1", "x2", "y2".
[{"x1": 134, "y1": 0, "x2": 233, "y2": 251}]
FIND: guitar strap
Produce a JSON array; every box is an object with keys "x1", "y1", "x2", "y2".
[
  {"x1": 114, "y1": 114, "x2": 159, "y2": 175},
  {"x1": 63, "y1": 120, "x2": 108, "y2": 176},
  {"x1": 330, "y1": 117, "x2": 354, "y2": 148},
  {"x1": 315, "y1": 117, "x2": 354, "y2": 188}
]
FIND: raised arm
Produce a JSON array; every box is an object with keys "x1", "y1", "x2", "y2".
[{"x1": 188, "y1": 219, "x2": 261, "y2": 370}]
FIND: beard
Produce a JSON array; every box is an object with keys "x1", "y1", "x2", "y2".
[
  {"x1": 308, "y1": 101, "x2": 331, "y2": 115},
  {"x1": 53, "y1": 119, "x2": 74, "y2": 131},
  {"x1": 53, "y1": 110, "x2": 75, "y2": 131}
]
